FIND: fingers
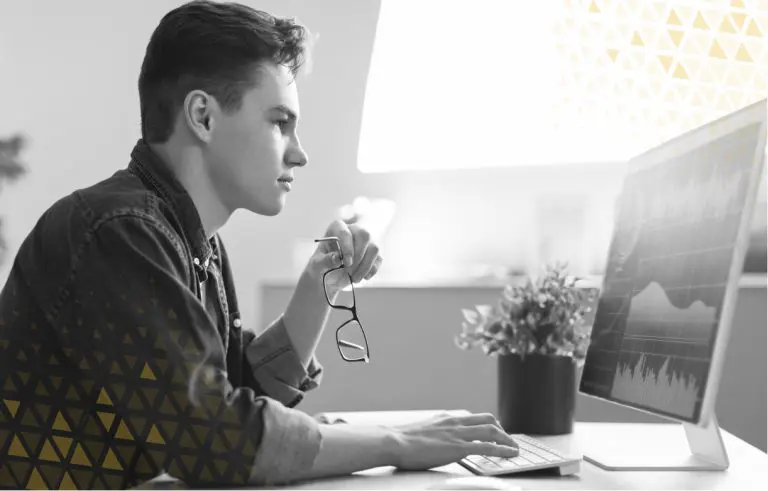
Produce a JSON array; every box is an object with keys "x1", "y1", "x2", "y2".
[
  {"x1": 325, "y1": 220, "x2": 354, "y2": 268},
  {"x1": 363, "y1": 255, "x2": 383, "y2": 281},
  {"x1": 466, "y1": 441, "x2": 519, "y2": 459},
  {"x1": 350, "y1": 242, "x2": 380, "y2": 283},
  {"x1": 348, "y1": 224, "x2": 370, "y2": 270},
  {"x1": 322, "y1": 251, "x2": 343, "y2": 271},
  {"x1": 449, "y1": 412, "x2": 500, "y2": 427},
  {"x1": 459, "y1": 424, "x2": 518, "y2": 449}
]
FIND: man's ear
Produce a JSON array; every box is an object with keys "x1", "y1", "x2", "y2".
[{"x1": 183, "y1": 90, "x2": 216, "y2": 143}]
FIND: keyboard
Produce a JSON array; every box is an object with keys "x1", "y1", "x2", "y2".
[{"x1": 459, "y1": 434, "x2": 581, "y2": 476}]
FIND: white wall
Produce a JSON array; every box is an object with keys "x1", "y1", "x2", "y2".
[{"x1": 1, "y1": 0, "x2": 764, "y2": 331}]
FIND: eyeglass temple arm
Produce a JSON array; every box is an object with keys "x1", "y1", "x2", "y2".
[{"x1": 314, "y1": 237, "x2": 344, "y2": 263}]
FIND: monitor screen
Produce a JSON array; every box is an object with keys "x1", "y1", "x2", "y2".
[{"x1": 580, "y1": 115, "x2": 765, "y2": 424}]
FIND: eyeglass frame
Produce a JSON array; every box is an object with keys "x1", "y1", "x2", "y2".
[{"x1": 314, "y1": 237, "x2": 370, "y2": 363}]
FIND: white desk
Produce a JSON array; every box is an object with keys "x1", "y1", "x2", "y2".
[{"x1": 286, "y1": 410, "x2": 768, "y2": 490}]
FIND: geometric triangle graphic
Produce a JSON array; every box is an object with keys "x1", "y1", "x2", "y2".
[
  {"x1": 102, "y1": 448, "x2": 123, "y2": 471},
  {"x1": 667, "y1": 9, "x2": 683, "y2": 26},
  {"x1": 115, "y1": 420, "x2": 134, "y2": 440},
  {"x1": 53, "y1": 436, "x2": 73, "y2": 460},
  {"x1": 59, "y1": 471, "x2": 77, "y2": 490},
  {"x1": 8, "y1": 461, "x2": 32, "y2": 488},
  {"x1": 114, "y1": 444, "x2": 139, "y2": 471},
  {"x1": 67, "y1": 408, "x2": 84, "y2": 430},
  {"x1": 200, "y1": 465, "x2": 215, "y2": 483},
  {"x1": 71, "y1": 469, "x2": 94, "y2": 490},
  {"x1": 53, "y1": 411, "x2": 72, "y2": 432},
  {"x1": 146, "y1": 424, "x2": 165, "y2": 445},
  {"x1": 21, "y1": 409, "x2": 38, "y2": 428},
  {"x1": 8, "y1": 435, "x2": 29, "y2": 457},
  {"x1": 127, "y1": 392, "x2": 146, "y2": 411},
  {"x1": 65, "y1": 386, "x2": 81, "y2": 402},
  {"x1": 178, "y1": 429, "x2": 198, "y2": 449},
  {"x1": 693, "y1": 12, "x2": 709, "y2": 30},
  {"x1": 34, "y1": 403, "x2": 54, "y2": 425},
  {"x1": 20, "y1": 432, "x2": 42, "y2": 457},
  {"x1": 39, "y1": 439, "x2": 60, "y2": 462},
  {"x1": 160, "y1": 420, "x2": 178, "y2": 444},
  {"x1": 3, "y1": 398, "x2": 19, "y2": 418},
  {"x1": 135, "y1": 452, "x2": 158, "y2": 476},
  {"x1": 668, "y1": 29, "x2": 685, "y2": 47},
  {"x1": 38, "y1": 464, "x2": 65, "y2": 490},
  {"x1": 735, "y1": 44, "x2": 752, "y2": 62},
  {"x1": 745, "y1": 18, "x2": 763, "y2": 37},
  {"x1": 731, "y1": 12, "x2": 748, "y2": 30},
  {"x1": 3, "y1": 376, "x2": 16, "y2": 392},
  {"x1": 97, "y1": 388, "x2": 113, "y2": 406},
  {"x1": 182, "y1": 455, "x2": 198, "y2": 476},
  {"x1": 143, "y1": 388, "x2": 159, "y2": 408},
  {"x1": 141, "y1": 363, "x2": 156, "y2": 381},
  {"x1": 50, "y1": 376, "x2": 63, "y2": 390},
  {"x1": 719, "y1": 16, "x2": 737, "y2": 34},
  {"x1": 110, "y1": 361, "x2": 123, "y2": 375},
  {"x1": 26, "y1": 468, "x2": 47, "y2": 490},
  {"x1": 224, "y1": 429, "x2": 241, "y2": 449},
  {"x1": 98, "y1": 411, "x2": 116, "y2": 432},
  {"x1": 192, "y1": 425, "x2": 209, "y2": 446},
  {"x1": 709, "y1": 39, "x2": 727, "y2": 59},
  {"x1": 70, "y1": 443, "x2": 92, "y2": 467}
]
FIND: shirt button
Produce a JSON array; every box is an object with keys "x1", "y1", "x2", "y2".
[
  {"x1": 193, "y1": 257, "x2": 200, "y2": 266},
  {"x1": 204, "y1": 259, "x2": 210, "y2": 268},
  {"x1": 233, "y1": 318, "x2": 242, "y2": 328}
]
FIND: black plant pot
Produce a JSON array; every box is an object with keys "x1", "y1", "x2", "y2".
[{"x1": 497, "y1": 353, "x2": 577, "y2": 435}]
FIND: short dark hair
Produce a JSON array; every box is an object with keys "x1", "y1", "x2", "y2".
[{"x1": 138, "y1": 0, "x2": 312, "y2": 143}]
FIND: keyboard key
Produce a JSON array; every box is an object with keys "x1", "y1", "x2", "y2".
[
  {"x1": 523, "y1": 453, "x2": 547, "y2": 464},
  {"x1": 510, "y1": 456, "x2": 533, "y2": 466},
  {"x1": 465, "y1": 455, "x2": 493, "y2": 467}
]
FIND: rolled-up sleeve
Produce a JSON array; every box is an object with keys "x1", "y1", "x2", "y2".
[
  {"x1": 245, "y1": 316, "x2": 323, "y2": 407},
  {"x1": 249, "y1": 398, "x2": 323, "y2": 486}
]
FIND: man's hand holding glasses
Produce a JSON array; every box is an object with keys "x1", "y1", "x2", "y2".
[{"x1": 308, "y1": 220, "x2": 383, "y2": 363}]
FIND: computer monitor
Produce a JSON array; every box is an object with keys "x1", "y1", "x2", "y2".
[{"x1": 578, "y1": 99, "x2": 767, "y2": 471}]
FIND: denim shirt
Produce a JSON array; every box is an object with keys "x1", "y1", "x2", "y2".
[{"x1": 0, "y1": 140, "x2": 323, "y2": 488}]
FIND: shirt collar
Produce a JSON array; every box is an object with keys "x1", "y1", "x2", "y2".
[{"x1": 128, "y1": 139, "x2": 213, "y2": 267}]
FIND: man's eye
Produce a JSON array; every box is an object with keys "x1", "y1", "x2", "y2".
[{"x1": 274, "y1": 119, "x2": 289, "y2": 129}]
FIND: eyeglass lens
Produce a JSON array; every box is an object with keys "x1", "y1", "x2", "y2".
[
  {"x1": 337, "y1": 320, "x2": 368, "y2": 362},
  {"x1": 323, "y1": 268, "x2": 355, "y2": 308}
]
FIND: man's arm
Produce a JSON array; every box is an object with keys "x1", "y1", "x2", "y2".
[
  {"x1": 281, "y1": 268, "x2": 334, "y2": 368},
  {"x1": 275, "y1": 220, "x2": 382, "y2": 368},
  {"x1": 56, "y1": 215, "x2": 321, "y2": 487}
]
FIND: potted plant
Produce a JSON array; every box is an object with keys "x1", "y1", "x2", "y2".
[
  {"x1": 0, "y1": 134, "x2": 27, "y2": 267},
  {"x1": 455, "y1": 262, "x2": 597, "y2": 435}
]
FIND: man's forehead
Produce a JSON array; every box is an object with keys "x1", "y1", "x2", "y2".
[{"x1": 251, "y1": 62, "x2": 300, "y2": 115}]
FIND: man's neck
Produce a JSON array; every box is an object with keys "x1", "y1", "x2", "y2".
[{"x1": 148, "y1": 141, "x2": 231, "y2": 239}]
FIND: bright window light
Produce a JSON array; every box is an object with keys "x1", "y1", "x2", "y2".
[{"x1": 357, "y1": 0, "x2": 768, "y2": 173}]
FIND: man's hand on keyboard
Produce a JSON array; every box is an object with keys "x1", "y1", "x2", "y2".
[{"x1": 385, "y1": 412, "x2": 519, "y2": 471}]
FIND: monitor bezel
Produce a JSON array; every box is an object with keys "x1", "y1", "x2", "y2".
[{"x1": 578, "y1": 99, "x2": 767, "y2": 427}]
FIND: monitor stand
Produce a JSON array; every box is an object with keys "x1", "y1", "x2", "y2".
[{"x1": 581, "y1": 414, "x2": 729, "y2": 471}]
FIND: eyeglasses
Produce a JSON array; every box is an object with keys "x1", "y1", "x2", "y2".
[{"x1": 314, "y1": 237, "x2": 370, "y2": 363}]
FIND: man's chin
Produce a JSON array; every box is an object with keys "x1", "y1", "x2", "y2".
[{"x1": 248, "y1": 199, "x2": 285, "y2": 217}]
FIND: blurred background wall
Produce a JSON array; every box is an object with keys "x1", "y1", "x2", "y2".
[{"x1": 2, "y1": 0, "x2": 763, "y2": 329}]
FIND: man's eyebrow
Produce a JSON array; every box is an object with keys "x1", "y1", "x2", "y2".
[{"x1": 271, "y1": 104, "x2": 298, "y2": 121}]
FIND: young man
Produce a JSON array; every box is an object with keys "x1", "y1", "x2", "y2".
[{"x1": 0, "y1": 1, "x2": 518, "y2": 488}]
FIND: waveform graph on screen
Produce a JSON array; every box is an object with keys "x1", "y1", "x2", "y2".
[
  {"x1": 581, "y1": 122, "x2": 764, "y2": 423},
  {"x1": 610, "y1": 280, "x2": 717, "y2": 419},
  {"x1": 612, "y1": 353, "x2": 701, "y2": 419}
]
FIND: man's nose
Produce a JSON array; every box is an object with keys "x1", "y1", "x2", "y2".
[{"x1": 287, "y1": 142, "x2": 308, "y2": 167}]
